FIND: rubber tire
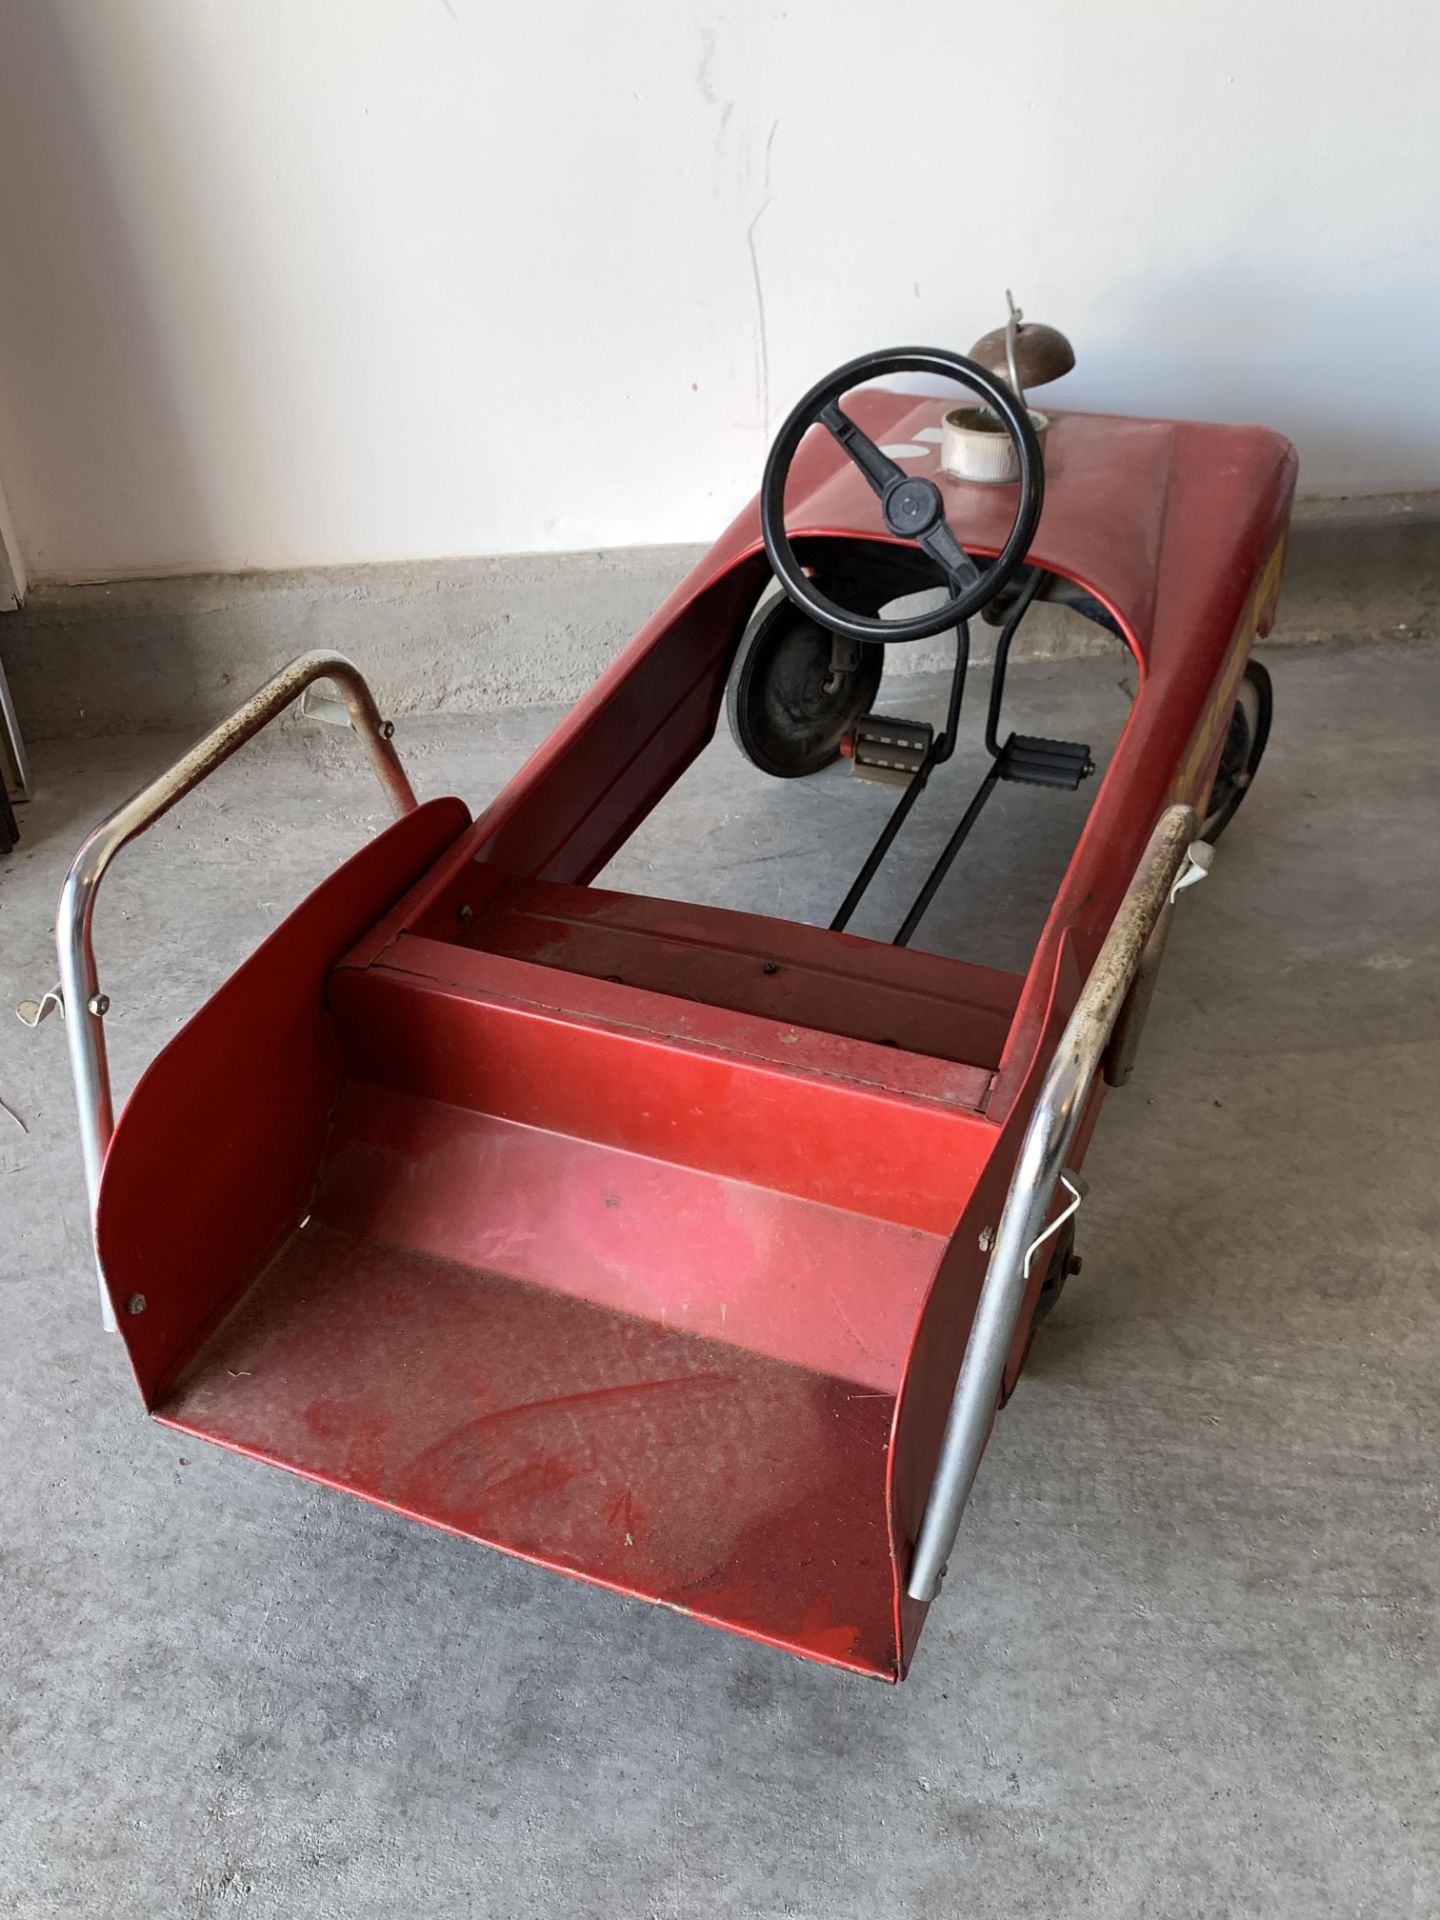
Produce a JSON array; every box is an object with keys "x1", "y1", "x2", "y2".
[
  {"x1": 726, "y1": 597, "x2": 884, "y2": 778},
  {"x1": 1201, "y1": 659, "x2": 1273, "y2": 844},
  {"x1": 1031, "y1": 1218, "x2": 1077, "y2": 1331},
  {"x1": 1001, "y1": 1220, "x2": 1079, "y2": 1405}
]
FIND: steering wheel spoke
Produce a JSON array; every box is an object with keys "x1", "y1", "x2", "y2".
[
  {"x1": 819, "y1": 402, "x2": 904, "y2": 499},
  {"x1": 918, "y1": 519, "x2": 983, "y2": 594}
]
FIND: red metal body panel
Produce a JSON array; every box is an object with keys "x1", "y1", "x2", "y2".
[
  {"x1": 95, "y1": 798, "x2": 472, "y2": 1401},
  {"x1": 159, "y1": 1226, "x2": 903, "y2": 1676},
  {"x1": 418, "y1": 877, "x2": 1022, "y2": 1073},
  {"x1": 95, "y1": 396, "x2": 1296, "y2": 1679}
]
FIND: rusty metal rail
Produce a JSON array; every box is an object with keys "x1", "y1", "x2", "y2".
[
  {"x1": 53, "y1": 652, "x2": 416, "y2": 1328},
  {"x1": 908, "y1": 803, "x2": 1208, "y2": 1602}
]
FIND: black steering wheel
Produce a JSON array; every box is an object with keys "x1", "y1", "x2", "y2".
[{"x1": 760, "y1": 346, "x2": 1044, "y2": 644}]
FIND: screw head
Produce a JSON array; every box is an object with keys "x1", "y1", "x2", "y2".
[
  {"x1": 125, "y1": 1293, "x2": 147, "y2": 1315},
  {"x1": 88, "y1": 993, "x2": 110, "y2": 1017},
  {"x1": 457, "y1": 904, "x2": 474, "y2": 922},
  {"x1": 381, "y1": 720, "x2": 395, "y2": 740},
  {"x1": 978, "y1": 1226, "x2": 995, "y2": 1252}
]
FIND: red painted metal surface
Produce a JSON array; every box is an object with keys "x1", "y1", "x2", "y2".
[
  {"x1": 375, "y1": 925, "x2": 999, "y2": 1119},
  {"x1": 328, "y1": 958, "x2": 995, "y2": 1237},
  {"x1": 95, "y1": 396, "x2": 1295, "y2": 1679},
  {"x1": 157, "y1": 1226, "x2": 902, "y2": 1677},
  {"x1": 95, "y1": 798, "x2": 472, "y2": 1400},
  {"x1": 418, "y1": 876, "x2": 1023, "y2": 1074}
]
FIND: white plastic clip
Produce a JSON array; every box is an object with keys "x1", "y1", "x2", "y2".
[
  {"x1": 299, "y1": 681, "x2": 356, "y2": 731},
  {"x1": 1169, "y1": 840, "x2": 1214, "y2": 904}
]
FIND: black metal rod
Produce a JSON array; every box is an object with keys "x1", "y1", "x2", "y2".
[
  {"x1": 828, "y1": 622, "x2": 970, "y2": 933},
  {"x1": 829, "y1": 755, "x2": 934, "y2": 931},
  {"x1": 892, "y1": 762, "x2": 1002, "y2": 948},
  {"x1": 984, "y1": 568, "x2": 1049, "y2": 759},
  {"x1": 932, "y1": 620, "x2": 970, "y2": 766}
]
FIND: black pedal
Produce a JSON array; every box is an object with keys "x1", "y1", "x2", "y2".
[
  {"x1": 848, "y1": 714, "x2": 934, "y2": 787},
  {"x1": 998, "y1": 733, "x2": 1095, "y2": 790}
]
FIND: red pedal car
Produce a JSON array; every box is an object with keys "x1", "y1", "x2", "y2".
[{"x1": 43, "y1": 330, "x2": 1293, "y2": 1681}]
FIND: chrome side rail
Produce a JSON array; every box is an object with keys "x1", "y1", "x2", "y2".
[
  {"x1": 908, "y1": 803, "x2": 1207, "y2": 1602},
  {"x1": 54, "y1": 651, "x2": 417, "y2": 1330}
]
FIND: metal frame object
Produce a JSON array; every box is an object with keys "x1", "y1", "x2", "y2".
[
  {"x1": 907, "y1": 806, "x2": 1204, "y2": 1601},
  {"x1": 0, "y1": 652, "x2": 31, "y2": 804},
  {"x1": 0, "y1": 651, "x2": 26, "y2": 854},
  {"x1": 54, "y1": 650, "x2": 415, "y2": 1328}
]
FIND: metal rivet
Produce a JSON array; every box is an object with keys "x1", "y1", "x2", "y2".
[
  {"x1": 126, "y1": 1293, "x2": 147, "y2": 1315},
  {"x1": 457, "y1": 904, "x2": 474, "y2": 922},
  {"x1": 978, "y1": 1226, "x2": 995, "y2": 1252},
  {"x1": 88, "y1": 993, "x2": 110, "y2": 1017},
  {"x1": 381, "y1": 720, "x2": 395, "y2": 740},
  {"x1": 761, "y1": 961, "x2": 779, "y2": 975}
]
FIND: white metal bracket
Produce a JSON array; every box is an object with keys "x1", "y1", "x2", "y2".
[
  {"x1": 1023, "y1": 1168, "x2": 1088, "y2": 1278},
  {"x1": 16, "y1": 985, "x2": 64, "y2": 1027}
]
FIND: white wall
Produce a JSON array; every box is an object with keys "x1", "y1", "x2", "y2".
[{"x1": 0, "y1": 0, "x2": 1436, "y2": 583}]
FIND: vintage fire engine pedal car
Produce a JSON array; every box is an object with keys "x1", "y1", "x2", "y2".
[{"x1": 32, "y1": 306, "x2": 1293, "y2": 1682}]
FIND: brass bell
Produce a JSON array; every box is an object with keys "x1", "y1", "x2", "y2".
[{"x1": 968, "y1": 291, "x2": 1075, "y2": 398}]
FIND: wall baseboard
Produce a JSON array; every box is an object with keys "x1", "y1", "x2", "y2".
[{"x1": 3, "y1": 494, "x2": 1435, "y2": 740}]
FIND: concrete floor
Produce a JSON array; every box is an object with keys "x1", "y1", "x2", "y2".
[{"x1": 1, "y1": 638, "x2": 1437, "y2": 1918}]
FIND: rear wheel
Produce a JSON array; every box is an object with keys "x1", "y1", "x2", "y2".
[
  {"x1": 726, "y1": 598, "x2": 883, "y2": 778},
  {"x1": 1031, "y1": 1219, "x2": 1080, "y2": 1330},
  {"x1": 1001, "y1": 1220, "x2": 1082, "y2": 1404},
  {"x1": 1201, "y1": 659, "x2": 1273, "y2": 843}
]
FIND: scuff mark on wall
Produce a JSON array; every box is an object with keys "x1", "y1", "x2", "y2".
[
  {"x1": 762, "y1": 115, "x2": 778, "y2": 191},
  {"x1": 696, "y1": 27, "x2": 718, "y2": 106},
  {"x1": 747, "y1": 198, "x2": 772, "y2": 433},
  {"x1": 746, "y1": 118, "x2": 780, "y2": 434}
]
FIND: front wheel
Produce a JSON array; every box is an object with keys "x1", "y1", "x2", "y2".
[
  {"x1": 726, "y1": 598, "x2": 884, "y2": 778},
  {"x1": 1201, "y1": 659, "x2": 1273, "y2": 843}
]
